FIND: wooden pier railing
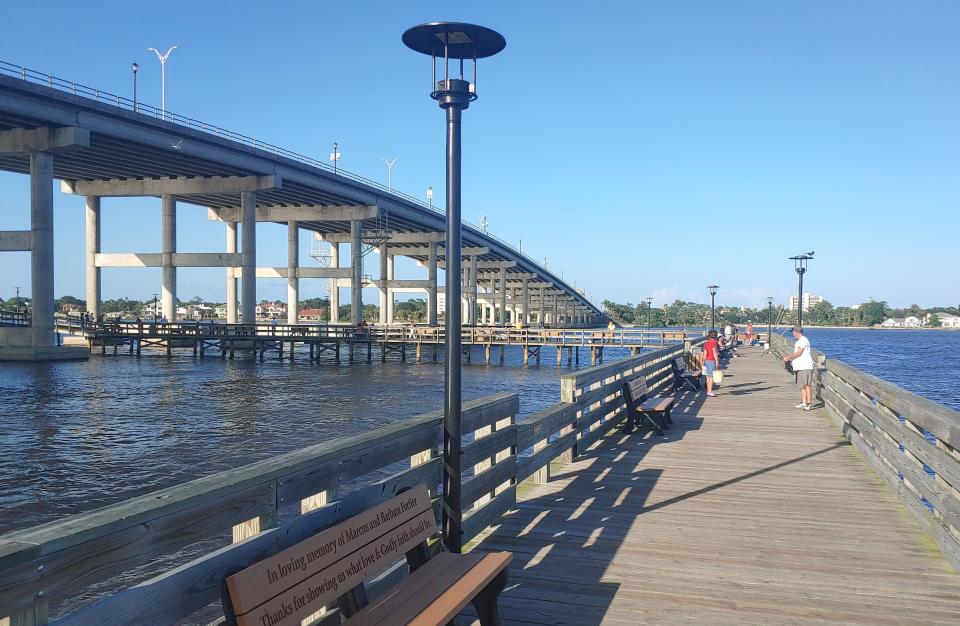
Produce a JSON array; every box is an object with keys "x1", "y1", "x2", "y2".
[
  {"x1": 770, "y1": 334, "x2": 960, "y2": 571},
  {"x1": 0, "y1": 340, "x2": 702, "y2": 625}
]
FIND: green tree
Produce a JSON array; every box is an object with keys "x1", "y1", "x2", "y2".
[{"x1": 927, "y1": 313, "x2": 942, "y2": 327}]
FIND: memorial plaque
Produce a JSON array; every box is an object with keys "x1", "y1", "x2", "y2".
[{"x1": 226, "y1": 484, "x2": 434, "y2": 625}]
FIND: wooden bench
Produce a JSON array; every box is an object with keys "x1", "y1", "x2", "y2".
[
  {"x1": 221, "y1": 484, "x2": 512, "y2": 626},
  {"x1": 621, "y1": 377, "x2": 674, "y2": 436},
  {"x1": 671, "y1": 357, "x2": 701, "y2": 391}
]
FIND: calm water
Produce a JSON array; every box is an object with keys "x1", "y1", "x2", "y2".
[
  {"x1": 786, "y1": 327, "x2": 960, "y2": 411},
  {"x1": 1, "y1": 329, "x2": 957, "y2": 535},
  {"x1": 0, "y1": 343, "x2": 636, "y2": 534}
]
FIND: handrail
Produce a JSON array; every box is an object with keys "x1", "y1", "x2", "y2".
[
  {"x1": 769, "y1": 333, "x2": 960, "y2": 571},
  {"x1": 0, "y1": 58, "x2": 598, "y2": 310},
  {"x1": 0, "y1": 309, "x2": 31, "y2": 326}
]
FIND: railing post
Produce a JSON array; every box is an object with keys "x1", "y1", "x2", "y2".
[{"x1": 560, "y1": 377, "x2": 578, "y2": 462}]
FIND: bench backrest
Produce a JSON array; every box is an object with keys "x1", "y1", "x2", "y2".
[
  {"x1": 223, "y1": 483, "x2": 436, "y2": 626},
  {"x1": 622, "y1": 376, "x2": 649, "y2": 407}
]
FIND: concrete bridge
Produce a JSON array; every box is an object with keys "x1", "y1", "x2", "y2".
[{"x1": 0, "y1": 60, "x2": 601, "y2": 360}]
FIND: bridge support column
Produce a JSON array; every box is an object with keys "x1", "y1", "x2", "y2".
[
  {"x1": 427, "y1": 242, "x2": 437, "y2": 325},
  {"x1": 329, "y1": 243, "x2": 339, "y2": 323},
  {"x1": 225, "y1": 221, "x2": 238, "y2": 323},
  {"x1": 468, "y1": 255, "x2": 478, "y2": 325},
  {"x1": 350, "y1": 220, "x2": 362, "y2": 325},
  {"x1": 522, "y1": 279, "x2": 529, "y2": 324},
  {"x1": 378, "y1": 244, "x2": 388, "y2": 324},
  {"x1": 538, "y1": 288, "x2": 546, "y2": 325},
  {"x1": 241, "y1": 191, "x2": 257, "y2": 324},
  {"x1": 386, "y1": 252, "x2": 395, "y2": 323},
  {"x1": 85, "y1": 196, "x2": 101, "y2": 319},
  {"x1": 498, "y1": 266, "x2": 507, "y2": 326},
  {"x1": 287, "y1": 221, "x2": 299, "y2": 324},
  {"x1": 30, "y1": 152, "x2": 55, "y2": 347},
  {"x1": 161, "y1": 194, "x2": 177, "y2": 321}
]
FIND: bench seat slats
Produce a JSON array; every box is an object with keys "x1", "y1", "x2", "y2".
[
  {"x1": 640, "y1": 398, "x2": 674, "y2": 412},
  {"x1": 408, "y1": 552, "x2": 512, "y2": 626},
  {"x1": 346, "y1": 552, "x2": 482, "y2": 625}
]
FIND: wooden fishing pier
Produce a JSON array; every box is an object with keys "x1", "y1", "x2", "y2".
[
  {"x1": 1, "y1": 337, "x2": 958, "y2": 625},
  {"x1": 55, "y1": 319, "x2": 701, "y2": 366}
]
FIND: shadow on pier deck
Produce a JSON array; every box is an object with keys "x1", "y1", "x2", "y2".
[{"x1": 467, "y1": 348, "x2": 960, "y2": 625}]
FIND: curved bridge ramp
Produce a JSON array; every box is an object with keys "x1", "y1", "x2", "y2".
[{"x1": 467, "y1": 348, "x2": 960, "y2": 625}]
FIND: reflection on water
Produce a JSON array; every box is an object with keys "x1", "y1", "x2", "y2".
[{"x1": 0, "y1": 343, "x2": 637, "y2": 533}]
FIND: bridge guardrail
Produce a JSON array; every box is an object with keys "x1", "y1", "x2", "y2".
[{"x1": 770, "y1": 333, "x2": 960, "y2": 571}]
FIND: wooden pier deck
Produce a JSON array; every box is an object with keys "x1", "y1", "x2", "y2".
[{"x1": 468, "y1": 347, "x2": 960, "y2": 625}]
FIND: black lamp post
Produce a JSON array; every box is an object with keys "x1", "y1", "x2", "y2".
[
  {"x1": 131, "y1": 62, "x2": 139, "y2": 112},
  {"x1": 404, "y1": 22, "x2": 505, "y2": 554},
  {"x1": 708, "y1": 285, "x2": 719, "y2": 330},
  {"x1": 645, "y1": 297, "x2": 653, "y2": 329},
  {"x1": 767, "y1": 296, "x2": 774, "y2": 344},
  {"x1": 789, "y1": 253, "x2": 813, "y2": 327}
]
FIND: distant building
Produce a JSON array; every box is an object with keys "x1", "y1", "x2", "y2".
[
  {"x1": 927, "y1": 313, "x2": 960, "y2": 328},
  {"x1": 299, "y1": 308, "x2": 326, "y2": 321},
  {"x1": 788, "y1": 293, "x2": 825, "y2": 312},
  {"x1": 882, "y1": 316, "x2": 922, "y2": 328},
  {"x1": 214, "y1": 305, "x2": 228, "y2": 319}
]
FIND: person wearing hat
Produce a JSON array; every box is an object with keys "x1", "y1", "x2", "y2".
[{"x1": 782, "y1": 326, "x2": 814, "y2": 410}]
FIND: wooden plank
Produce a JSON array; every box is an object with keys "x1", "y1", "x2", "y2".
[
  {"x1": 461, "y1": 487, "x2": 516, "y2": 544},
  {"x1": 234, "y1": 508, "x2": 436, "y2": 626},
  {"x1": 463, "y1": 425, "x2": 517, "y2": 468},
  {"x1": 516, "y1": 431, "x2": 578, "y2": 484},
  {"x1": 406, "y1": 552, "x2": 512, "y2": 626},
  {"x1": 828, "y1": 359, "x2": 960, "y2": 448},
  {"x1": 227, "y1": 484, "x2": 431, "y2": 617},
  {"x1": 461, "y1": 393, "x2": 520, "y2": 433},
  {"x1": 51, "y1": 462, "x2": 440, "y2": 626},
  {"x1": 516, "y1": 403, "x2": 576, "y2": 451},
  {"x1": 462, "y1": 458, "x2": 518, "y2": 509}
]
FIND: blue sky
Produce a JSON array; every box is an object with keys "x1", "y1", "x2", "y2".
[{"x1": 1, "y1": 1, "x2": 957, "y2": 309}]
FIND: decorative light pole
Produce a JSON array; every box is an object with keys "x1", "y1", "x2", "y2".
[
  {"x1": 789, "y1": 253, "x2": 814, "y2": 327},
  {"x1": 645, "y1": 296, "x2": 653, "y2": 328},
  {"x1": 708, "y1": 285, "x2": 719, "y2": 330},
  {"x1": 14, "y1": 286, "x2": 20, "y2": 314},
  {"x1": 767, "y1": 296, "x2": 774, "y2": 344},
  {"x1": 426, "y1": 186, "x2": 433, "y2": 210},
  {"x1": 152, "y1": 292, "x2": 159, "y2": 322},
  {"x1": 147, "y1": 46, "x2": 178, "y2": 120},
  {"x1": 329, "y1": 142, "x2": 341, "y2": 174},
  {"x1": 131, "y1": 62, "x2": 139, "y2": 112},
  {"x1": 381, "y1": 157, "x2": 399, "y2": 191},
  {"x1": 403, "y1": 21, "x2": 505, "y2": 554}
]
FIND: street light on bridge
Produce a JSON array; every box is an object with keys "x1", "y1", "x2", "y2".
[
  {"x1": 147, "y1": 45, "x2": 178, "y2": 120},
  {"x1": 381, "y1": 157, "x2": 399, "y2": 191},
  {"x1": 426, "y1": 186, "x2": 433, "y2": 210},
  {"x1": 403, "y1": 21, "x2": 505, "y2": 554},
  {"x1": 708, "y1": 285, "x2": 719, "y2": 330},
  {"x1": 131, "y1": 62, "x2": 139, "y2": 112}
]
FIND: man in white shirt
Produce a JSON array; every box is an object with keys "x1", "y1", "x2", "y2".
[{"x1": 783, "y1": 326, "x2": 814, "y2": 410}]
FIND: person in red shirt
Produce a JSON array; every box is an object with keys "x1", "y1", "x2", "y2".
[{"x1": 703, "y1": 330, "x2": 720, "y2": 397}]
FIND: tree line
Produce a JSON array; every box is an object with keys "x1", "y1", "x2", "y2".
[{"x1": 601, "y1": 298, "x2": 960, "y2": 328}]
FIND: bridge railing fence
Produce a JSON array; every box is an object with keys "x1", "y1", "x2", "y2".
[
  {"x1": 0, "y1": 309, "x2": 30, "y2": 327},
  {"x1": 769, "y1": 334, "x2": 960, "y2": 571}
]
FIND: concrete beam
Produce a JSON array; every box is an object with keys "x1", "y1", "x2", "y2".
[
  {"x1": 208, "y1": 205, "x2": 377, "y2": 222},
  {"x1": 233, "y1": 267, "x2": 353, "y2": 279},
  {"x1": 94, "y1": 252, "x2": 243, "y2": 267},
  {"x1": 438, "y1": 260, "x2": 516, "y2": 270},
  {"x1": 0, "y1": 127, "x2": 89, "y2": 154},
  {"x1": 384, "y1": 245, "x2": 489, "y2": 257},
  {"x1": 0, "y1": 230, "x2": 32, "y2": 251},
  {"x1": 320, "y1": 231, "x2": 445, "y2": 244},
  {"x1": 375, "y1": 279, "x2": 434, "y2": 289},
  {"x1": 62, "y1": 175, "x2": 281, "y2": 197}
]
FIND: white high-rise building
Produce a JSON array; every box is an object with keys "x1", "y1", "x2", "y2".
[{"x1": 788, "y1": 293, "x2": 825, "y2": 312}]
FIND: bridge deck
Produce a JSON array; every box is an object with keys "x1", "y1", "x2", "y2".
[{"x1": 469, "y1": 348, "x2": 960, "y2": 624}]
